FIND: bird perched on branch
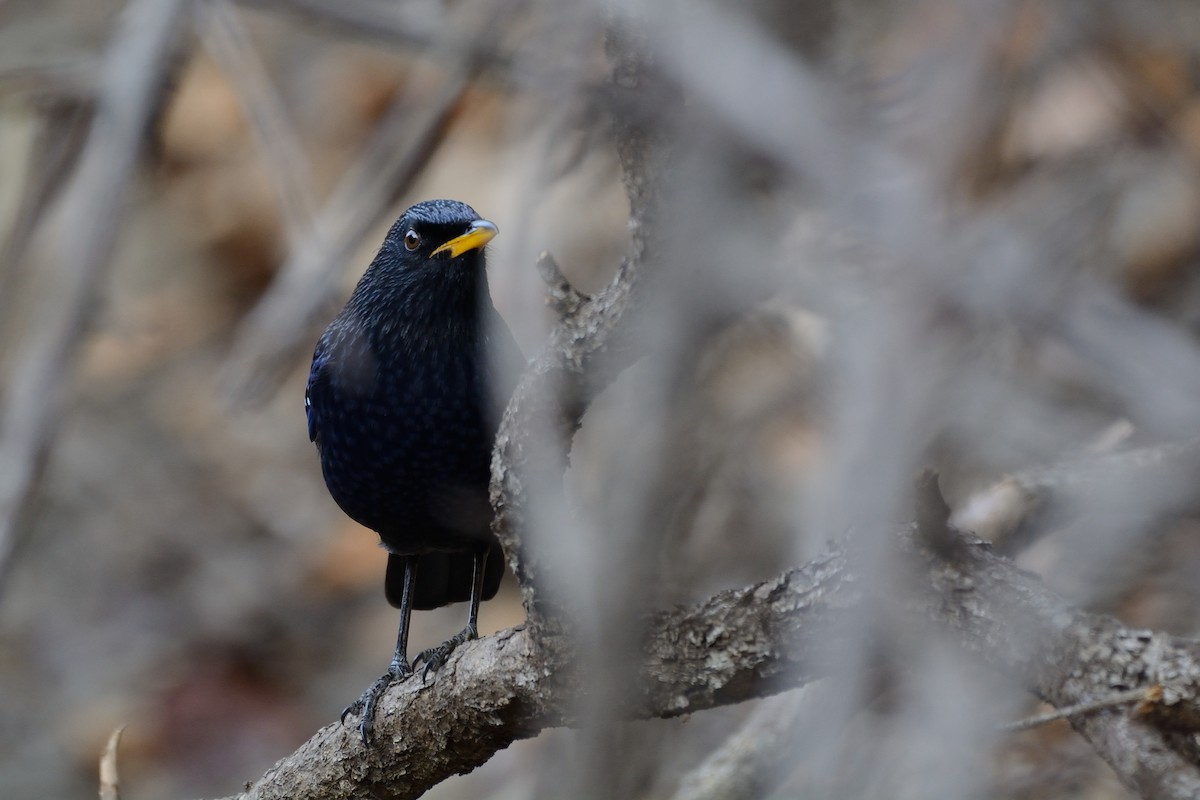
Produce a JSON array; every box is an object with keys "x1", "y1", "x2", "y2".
[{"x1": 305, "y1": 199, "x2": 522, "y2": 743}]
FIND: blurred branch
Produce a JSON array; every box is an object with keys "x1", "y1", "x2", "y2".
[
  {"x1": 0, "y1": 58, "x2": 97, "y2": 101},
  {"x1": 640, "y1": 0, "x2": 1200, "y2": 447},
  {"x1": 210, "y1": 517, "x2": 1200, "y2": 800},
  {"x1": 220, "y1": 0, "x2": 539, "y2": 403},
  {"x1": 952, "y1": 436, "x2": 1200, "y2": 554},
  {"x1": 231, "y1": 0, "x2": 619, "y2": 109},
  {"x1": 232, "y1": 0, "x2": 449, "y2": 52},
  {"x1": 0, "y1": 96, "x2": 92, "y2": 318},
  {"x1": 905, "y1": 531, "x2": 1200, "y2": 799},
  {"x1": 668, "y1": 687, "x2": 818, "y2": 800},
  {"x1": 490, "y1": 242, "x2": 642, "y2": 619},
  {"x1": 0, "y1": 0, "x2": 187, "y2": 596},
  {"x1": 221, "y1": 67, "x2": 468, "y2": 402},
  {"x1": 232, "y1": 0, "x2": 520, "y2": 79},
  {"x1": 196, "y1": 0, "x2": 319, "y2": 248},
  {"x1": 489, "y1": 19, "x2": 669, "y2": 621}
]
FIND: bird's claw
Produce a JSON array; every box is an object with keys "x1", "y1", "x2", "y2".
[
  {"x1": 412, "y1": 625, "x2": 478, "y2": 682},
  {"x1": 341, "y1": 661, "x2": 413, "y2": 745},
  {"x1": 339, "y1": 698, "x2": 362, "y2": 726},
  {"x1": 412, "y1": 645, "x2": 449, "y2": 681}
]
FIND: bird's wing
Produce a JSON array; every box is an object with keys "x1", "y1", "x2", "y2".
[{"x1": 305, "y1": 341, "x2": 330, "y2": 444}]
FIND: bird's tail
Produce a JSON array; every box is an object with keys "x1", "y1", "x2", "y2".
[{"x1": 386, "y1": 546, "x2": 504, "y2": 611}]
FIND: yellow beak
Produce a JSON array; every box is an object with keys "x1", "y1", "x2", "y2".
[{"x1": 429, "y1": 219, "x2": 499, "y2": 259}]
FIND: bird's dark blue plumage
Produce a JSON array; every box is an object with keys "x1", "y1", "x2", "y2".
[{"x1": 306, "y1": 199, "x2": 521, "y2": 742}]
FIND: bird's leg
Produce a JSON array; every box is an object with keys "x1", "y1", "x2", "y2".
[
  {"x1": 341, "y1": 555, "x2": 417, "y2": 744},
  {"x1": 413, "y1": 547, "x2": 487, "y2": 681}
]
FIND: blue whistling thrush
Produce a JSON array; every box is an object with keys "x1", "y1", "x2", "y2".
[{"x1": 305, "y1": 199, "x2": 522, "y2": 743}]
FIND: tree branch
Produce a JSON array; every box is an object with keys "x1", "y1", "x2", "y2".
[
  {"x1": 488, "y1": 20, "x2": 672, "y2": 620},
  {"x1": 904, "y1": 527, "x2": 1200, "y2": 798},
  {"x1": 668, "y1": 687, "x2": 819, "y2": 800},
  {"x1": 213, "y1": 516, "x2": 1200, "y2": 800}
]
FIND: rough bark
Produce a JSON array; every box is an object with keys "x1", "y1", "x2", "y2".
[
  {"x1": 212, "y1": 522, "x2": 1200, "y2": 800},
  {"x1": 489, "y1": 19, "x2": 671, "y2": 620}
]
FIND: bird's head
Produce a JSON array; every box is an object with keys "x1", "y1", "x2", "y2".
[
  {"x1": 387, "y1": 198, "x2": 497, "y2": 270},
  {"x1": 352, "y1": 199, "x2": 500, "y2": 317}
]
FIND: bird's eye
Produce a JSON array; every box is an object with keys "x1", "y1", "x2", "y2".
[{"x1": 403, "y1": 230, "x2": 421, "y2": 251}]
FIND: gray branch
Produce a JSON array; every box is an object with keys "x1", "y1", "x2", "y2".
[
  {"x1": 489, "y1": 19, "x2": 669, "y2": 619},
  {"x1": 210, "y1": 520, "x2": 1200, "y2": 800},
  {"x1": 668, "y1": 687, "x2": 820, "y2": 800}
]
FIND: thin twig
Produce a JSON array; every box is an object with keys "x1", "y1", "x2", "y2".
[
  {"x1": 999, "y1": 688, "x2": 1153, "y2": 733},
  {"x1": 536, "y1": 250, "x2": 590, "y2": 315},
  {"x1": 98, "y1": 726, "x2": 126, "y2": 800}
]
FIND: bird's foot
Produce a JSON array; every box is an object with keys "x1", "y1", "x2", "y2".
[
  {"x1": 340, "y1": 659, "x2": 413, "y2": 745},
  {"x1": 412, "y1": 624, "x2": 478, "y2": 682}
]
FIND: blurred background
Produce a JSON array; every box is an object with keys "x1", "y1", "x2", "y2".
[{"x1": 3, "y1": 0, "x2": 1200, "y2": 798}]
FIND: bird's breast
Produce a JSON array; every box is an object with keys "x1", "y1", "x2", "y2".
[{"x1": 311, "y1": 331, "x2": 495, "y2": 548}]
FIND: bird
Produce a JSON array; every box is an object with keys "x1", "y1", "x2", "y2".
[{"x1": 305, "y1": 199, "x2": 522, "y2": 744}]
